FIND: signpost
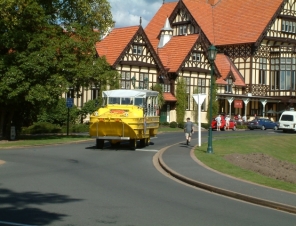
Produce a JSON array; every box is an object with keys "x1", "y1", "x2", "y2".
[
  {"x1": 66, "y1": 98, "x2": 73, "y2": 136},
  {"x1": 192, "y1": 94, "x2": 207, "y2": 146}
]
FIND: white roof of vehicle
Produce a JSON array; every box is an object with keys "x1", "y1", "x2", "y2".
[{"x1": 102, "y1": 89, "x2": 158, "y2": 98}]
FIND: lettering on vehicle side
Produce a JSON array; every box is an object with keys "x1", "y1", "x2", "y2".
[{"x1": 110, "y1": 109, "x2": 129, "y2": 114}]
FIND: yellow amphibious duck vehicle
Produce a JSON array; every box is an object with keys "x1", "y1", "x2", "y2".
[{"x1": 89, "y1": 89, "x2": 159, "y2": 150}]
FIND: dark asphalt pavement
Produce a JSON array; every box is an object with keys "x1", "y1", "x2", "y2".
[{"x1": 157, "y1": 132, "x2": 296, "y2": 214}]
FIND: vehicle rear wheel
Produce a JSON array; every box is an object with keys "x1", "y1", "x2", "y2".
[
  {"x1": 261, "y1": 125, "x2": 265, "y2": 130},
  {"x1": 139, "y1": 139, "x2": 146, "y2": 147},
  {"x1": 96, "y1": 139, "x2": 104, "y2": 149},
  {"x1": 130, "y1": 139, "x2": 137, "y2": 150}
]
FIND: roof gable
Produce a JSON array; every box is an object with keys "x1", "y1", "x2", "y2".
[
  {"x1": 96, "y1": 26, "x2": 140, "y2": 66},
  {"x1": 215, "y1": 54, "x2": 245, "y2": 86},
  {"x1": 183, "y1": 0, "x2": 284, "y2": 46},
  {"x1": 96, "y1": 26, "x2": 166, "y2": 73},
  {"x1": 158, "y1": 34, "x2": 199, "y2": 73}
]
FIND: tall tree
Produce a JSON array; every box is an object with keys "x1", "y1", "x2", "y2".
[
  {"x1": 151, "y1": 83, "x2": 165, "y2": 114},
  {"x1": 206, "y1": 78, "x2": 219, "y2": 123},
  {"x1": 175, "y1": 77, "x2": 187, "y2": 125},
  {"x1": 0, "y1": 0, "x2": 116, "y2": 138}
]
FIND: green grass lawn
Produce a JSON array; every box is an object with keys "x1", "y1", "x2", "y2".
[{"x1": 194, "y1": 134, "x2": 296, "y2": 193}]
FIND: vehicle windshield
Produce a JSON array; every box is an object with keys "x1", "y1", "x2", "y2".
[
  {"x1": 134, "y1": 98, "x2": 144, "y2": 107},
  {"x1": 281, "y1": 115, "x2": 293, "y2": 121}
]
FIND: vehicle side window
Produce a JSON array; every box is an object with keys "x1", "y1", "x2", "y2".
[{"x1": 281, "y1": 115, "x2": 293, "y2": 121}]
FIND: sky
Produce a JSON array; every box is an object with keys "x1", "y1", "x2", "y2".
[{"x1": 109, "y1": 0, "x2": 177, "y2": 28}]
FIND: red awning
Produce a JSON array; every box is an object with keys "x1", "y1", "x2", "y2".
[{"x1": 163, "y1": 93, "x2": 177, "y2": 102}]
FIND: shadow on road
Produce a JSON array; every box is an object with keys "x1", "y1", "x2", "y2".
[
  {"x1": 0, "y1": 188, "x2": 82, "y2": 225},
  {"x1": 85, "y1": 140, "x2": 155, "y2": 151}
]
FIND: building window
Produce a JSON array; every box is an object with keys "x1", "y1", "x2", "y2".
[
  {"x1": 161, "y1": 83, "x2": 170, "y2": 92},
  {"x1": 271, "y1": 58, "x2": 296, "y2": 90},
  {"x1": 192, "y1": 52, "x2": 200, "y2": 62},
  {"x1": 259, "y1": 58, "x2": 267, "y2": 84},
  {"x1": 198, "y1": 78, "x2": 206, "y2": 94},
  {"x1": 225, "y1": 78, "x2": 233, "y2": 93},
  {"x1": 133, "y1": 45, "x2": 143, "y2": 55},
  {"x1": 179, "y1": 25, "x2": 187, "y2": 35},
  {"x1": 184, "y1": 77, "x2": 190, "y2": 93},
  {"x1": 121, "y1": 71, "x2": 131, "y2": 89},
  {"x1": 91, "y1": 86, "x2": 99, "y2": 100},
  {"x1": 270, "y1": 70, "x2": 280, "y2": 90},
  {"x1": 282, "y1": 20, "x2": 296, "y2": 33},
  {"x1": 139, "y1": 73, "x2": 149, "y2": 89}
]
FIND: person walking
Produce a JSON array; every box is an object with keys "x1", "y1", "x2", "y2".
[
  {"x1": 184, "y1": 117, "x2": 194, "y2": 145},
  {"x1": 215, "y1": 115, "x2": 222, "y2": 131}
]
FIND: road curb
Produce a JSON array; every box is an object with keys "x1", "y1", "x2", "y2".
[{"x1": 157, "y1": 143, "x2": 296, "y2": 215}]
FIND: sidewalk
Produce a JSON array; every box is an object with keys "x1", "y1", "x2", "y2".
[{"x1": 157, "y1": 138, "x2": 296, "y2": 214}]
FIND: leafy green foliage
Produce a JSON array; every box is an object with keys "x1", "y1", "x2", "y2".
[
  {"x1": 151, "y1": 83, "x2": 165, "y2": 110},
  {"x1": 37, "y1": 98, "x2": 80, "y2": 126},
  {"x1": 206, "y1": 75, "x2": 219, "y2": 123},
  {"x1": 169, "y1": 121, "x2": 177, "y2": 128},
  {"x1": 176, "y1": 77, "x2": 187, "y2": 124},
  {"x1": 80, "y1": 99, "x2": 100, "y2": 120},
  {"x1": 22, "y1": 122, "x2": 62, "y2": 134},
  {"x1": 0, "y1": 0, "x2": 115, "y2": 138}
]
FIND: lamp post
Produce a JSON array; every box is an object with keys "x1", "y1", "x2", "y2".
[{"x1": 207, "y1": 45, "x2": 217, "y2": 154}]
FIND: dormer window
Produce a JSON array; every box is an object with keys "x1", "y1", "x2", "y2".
[
  {"x1": 192, "y1": 53, "x2": 200, "y2": 62},
  {"x1": 133, "y1": 45, "x2": 143, "y2": 55},
  {"x1": 225, "y1": 78, "x2": 233, "y2": 93},
  {"x1": 179, "y1": 25, "x2": 187, "y2": 35},
  {"x1": 282, "y1": 20, "x2": 296, "y2": 33}
]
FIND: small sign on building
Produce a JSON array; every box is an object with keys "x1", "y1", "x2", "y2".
[{"x1": 234, "y1": 100, "x2": 243, "y2": 108}]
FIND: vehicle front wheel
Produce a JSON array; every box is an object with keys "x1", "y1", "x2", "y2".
[
  {"x1": 261, "y1": 125, "x2": 265, "y2": 130},
  {"x1": 145, "y1": 138, "x2": 150, "y2": 146}
]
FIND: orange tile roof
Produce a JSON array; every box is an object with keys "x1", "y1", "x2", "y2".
[
  {"x1": 158, "y1": 34, "x2": 199, "y2": 72},
  {"x1": 183, "y1": 0, "x2": 284, "y2": 45},
  {"x1": 215, "y1": 54, "x2": 245, "y2": 86},
  {"x1": 95, "y1": 26, "x2": 139, "y2": 66},
  {"x1": 163, "y1": 92, "x2": 177, "y2": 102},
  {"x1": 145, "y1": 2, "x2": 177, "y2": 51}
]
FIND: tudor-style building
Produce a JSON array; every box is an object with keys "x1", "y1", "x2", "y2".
[{"x1": 94, "y1": 0, "x2": 296, "y2": 123}]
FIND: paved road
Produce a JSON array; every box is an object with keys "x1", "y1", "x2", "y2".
[{"x1": 0, "y1": 131, "x2": 296, "y2": 225}]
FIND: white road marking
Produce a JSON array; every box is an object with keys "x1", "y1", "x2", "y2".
[{"x1": 136, "y1": 149, "x2": 159, "y2": 152}]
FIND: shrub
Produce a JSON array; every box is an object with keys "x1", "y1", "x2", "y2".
[
  {"x1": 178, "y1": 122, "x2": 185, "y2": 129},
  {"x1": 236, "y1": 125, "x2": 248, "y2": 130},
  {"x1": 161, "y1": 122, "x2": 170, "y2": 126},
  {"x1": 201, "y1": 123, "x2": 210, "y2": 130},
  {"x1": 169, "y1": 121, "x2": 178, "y2": 128},
  {"x1": 22, "y1": 122, "x2": 62, "y2": 134},
  {"x1": 61, "y1": 124, "x2": 89, "y2": 133}
]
